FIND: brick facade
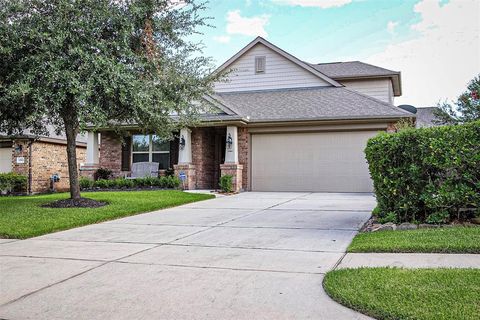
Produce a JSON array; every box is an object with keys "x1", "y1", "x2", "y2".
[
  {"x1": 237, "y1": 127, "x2": 249, "y2": 190},
  {"x1": 191, "y1": 127, "x2": 216, "y2": 189},
  {"x1": 10, "y1": 139, "x2": 86, "y2": 193},
  {"x1": 98, "y1": 131, "x2": 125, "y2": 178},
  {"x1": 220, "y1": 163, "x2": 243, "y2": 192}
]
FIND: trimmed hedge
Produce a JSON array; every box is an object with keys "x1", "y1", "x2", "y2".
[
  {"x1": 365, "y1": 121, "x2": 480, "y2": 224},
  {"x1": 0, "y1": 172, "x2": 27, "y2": 194},
  {"x1": 79, "y1": 176, "x2": 180, "y2": 191}
]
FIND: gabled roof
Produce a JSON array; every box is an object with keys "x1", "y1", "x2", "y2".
[
  {"x1": 213, "y1": 37, "x2": 342, "y2": 87},
  {"x1": 213, "y1": 87, "x2": 412, "y2": 122},
  {"x1": 309, "y1": 61, "x2": 402, "y2": 96}
]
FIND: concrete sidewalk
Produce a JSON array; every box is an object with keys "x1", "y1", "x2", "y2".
[
  {"x1": 0, "y1": 192, "x2": 375, "y2": 320},
  {"x1": 337, "y1": 253, "x2": 480, "y2": 269}
]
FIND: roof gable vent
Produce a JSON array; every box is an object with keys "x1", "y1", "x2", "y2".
[{"x1": 255, "y1": 56, "x2": 266, "y2": 74}]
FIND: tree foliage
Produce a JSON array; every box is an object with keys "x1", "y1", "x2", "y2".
[
  {"x1": 434, "y1": 75, "x2": 480, "y2": 125},
  {"x1": 0, "y1": 0, "x2": 216, "y2": 199}
]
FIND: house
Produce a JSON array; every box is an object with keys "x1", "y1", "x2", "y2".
[
  {"x1": 414, "y1": 107, "x2": 441, "y2": 128},
  {"x1": 0, "y1": 126, "x2": 87, "y2": 194},
  {"x1": 83, "y1": 37, "x2": 413, "y2": 193}
]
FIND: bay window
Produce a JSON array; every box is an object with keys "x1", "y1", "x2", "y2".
[{"x1": 132, "y1": 134, "x2": 170, "y2": 169}]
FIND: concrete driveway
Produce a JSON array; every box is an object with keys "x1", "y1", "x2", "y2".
[{"x1": 0, "y1": 192, "x2": 374, "y2": 320}]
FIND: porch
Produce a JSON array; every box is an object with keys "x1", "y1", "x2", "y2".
[{"x1": 82, "y1": 126, "x2": 248, "y2": 192}]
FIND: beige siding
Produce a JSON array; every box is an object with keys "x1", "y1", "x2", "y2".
[
  {"x1": 340, "y1": 78, "x2": 393, "y2": 104},
  {"x1": 215, "y1": 43, "x2": 330, "y2": 92}
]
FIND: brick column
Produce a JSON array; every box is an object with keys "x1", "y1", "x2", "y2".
[
  {"x1": 80, "y1": 131, "x2": 99, "y2": 179},
  {"x1": 220, "y1": 126, "x2": 243, "y2": 192},
  {"x1": 220, "y1": 163, "x2": 243, "y2": 192},
  {"x1": 174, "y1": 164, "x2": 196, "y2": 190},
  {"x1": 174, "y1": 127, "x2": 196, "y2": 190}
]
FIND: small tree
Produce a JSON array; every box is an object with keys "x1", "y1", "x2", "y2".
[
  {"x1": 434, "y1": 75, "x2": 480, "y2": 125},
  {"x1": 0, "y1": 0, "x2": 216, "y2": 201}
]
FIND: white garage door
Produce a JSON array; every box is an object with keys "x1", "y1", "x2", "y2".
[
  {"x1": 251, "y1": 131, "x2": 378, "y2": 192},
  {"x1": 0, "y1": 147, "x2": 12, "y2": 173}
]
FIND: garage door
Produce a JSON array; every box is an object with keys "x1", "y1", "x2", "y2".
[
  {"x1": 0, "y1": 147, "x2": 12, "y2": 173},
  {"x1": 251, "y1": 131, "x2": 378, "y2": 192}
]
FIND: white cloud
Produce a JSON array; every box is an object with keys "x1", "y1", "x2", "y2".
[
  {"x1": 213, "y1": 35, "x2": 231, "y2": 44},
  {"x1": 387, "y1": 21, "x2": 399, "y2": 35},
  {"x1": 366, "y1": 0, "x2": 480, "y2": 107},
  {"x1": 226, "y1": 10, "x2": 270, "y2": 37},
  {"x1": 271, "y1": 0, "x2": 352, "y2": 8}
]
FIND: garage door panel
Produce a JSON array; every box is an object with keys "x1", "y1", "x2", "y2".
[
  {"x1": 251, "y1": 131, "x2": 377, "y2": 192},
  {"x1": 0, "y1": 148, "x2": 12, "y2": 173}
]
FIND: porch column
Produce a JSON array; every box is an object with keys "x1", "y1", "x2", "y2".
[
  {"x1": 220, "y1": 126, "x2": 243, "y2": 192},
  {"x1": 174, "y1": 128, "x2": 196, "y2": 190},
  {"x1": 80, "y1": 131, "x2": 99, "y2": 179}
]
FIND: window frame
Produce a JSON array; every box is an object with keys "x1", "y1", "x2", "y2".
[
  {"x1": 131, "y1": 134, "x2": 170, "y2": 169},
  {"x1": 255, "y1": 56, "x2": 266, "y2": 74}
]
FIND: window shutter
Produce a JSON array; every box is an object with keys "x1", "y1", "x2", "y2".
[
  {"x1": 121, "y1": 136, "x2": 132, "y2": 171},
  {"x1": 255, "y1": 56, "x2": 266, "y2": 73}
]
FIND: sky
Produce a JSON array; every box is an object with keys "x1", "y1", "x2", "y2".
[{"x1": 191, "y1": 0, "x2": 480, "y2": 107}]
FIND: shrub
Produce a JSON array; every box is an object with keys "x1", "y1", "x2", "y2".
[
  {"x1": 95, "y1": 168, "x2": 112, "y2": 180},
  {"x1": 0, "y1": 172, "x2": 27, "y2": 194},
  {"x1": 219, "y1": 175, "x2": 233, "y2": 193},
  {"x1": 365, "y1": 121, "x2": 480, "y2": 224},
  {"x1": 165, "y1": 176, "x2": 180, "y2": 189},
  {"x1": 94, "y1": 179, "x2": 110, "y2": 189},
  {"x1": 79, "y1": 177, "x2": 94, "y2": 190},
  {"x1": 165, "y1": 168, "x2": 175, "y2": 176}
]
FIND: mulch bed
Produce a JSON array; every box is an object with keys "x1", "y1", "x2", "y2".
[{"x1": 42, "y1": 198, "x2": 108, "y2": 208}]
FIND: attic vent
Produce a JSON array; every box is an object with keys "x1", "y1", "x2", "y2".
[{"x1": 255, "y1": 56, "x2": 266, "y2": 73}]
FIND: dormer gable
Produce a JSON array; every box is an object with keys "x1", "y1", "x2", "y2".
[{"x1": 214, "y1": 37, "x2": 340, "y2": 93}]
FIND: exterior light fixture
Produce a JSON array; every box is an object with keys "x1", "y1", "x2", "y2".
[
  {"x1": 14, "y1": 144, "x2": 23, "y2": 153},
  {"x1": 179, "y1": 135, "x2": 186, "y2": 150},
  {"x1": 226, "y1": 133, "x2": 233, "y2": 150}
]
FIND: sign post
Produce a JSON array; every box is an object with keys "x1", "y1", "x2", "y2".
[{"x1": 179, "y1": 171, "x2": 187, "y2": 190}]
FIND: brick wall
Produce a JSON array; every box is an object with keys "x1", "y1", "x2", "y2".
[
  {"x1": 30, "y1": 141, "x2": 86, "y2": 193},
  {"x1": 191, "y1": 127, "x2": 216, "y2": 189},
  {"x1": 238, "y1": 127, "x2": 249, "y2": 190},
  {"x1": 99, "y1": 131, "x2": 125, "y2": 177},
  {"x1": 10, "y1": 139, "x2": 86, "y2": 193},
  {"x1": 11, "y1": 139, "x2": 30, "y2": 178}
]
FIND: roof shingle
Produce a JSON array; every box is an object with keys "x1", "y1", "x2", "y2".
[
  {"x1": 310, "y1": 61, "x2": 399, "y2": 79},
  {"x1": 214, "y1": 87, "x2": 411, "y2": 122}
]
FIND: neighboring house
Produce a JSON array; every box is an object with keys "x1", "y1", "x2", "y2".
[
  {"x1": 0, "y1": 126, "x2": 86, "y2": 194},
  {"x1": 414, "y1": 107, "x2": 441, "y2": 128},
  {"x1": 84, "y1": 37, "x2": 413, "y2": 193}
]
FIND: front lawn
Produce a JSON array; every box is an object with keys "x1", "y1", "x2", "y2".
[
  {"x1": 348, "y1": 227, "x2": 480, "y2": 253},
  {"x1": 324, "y1": 268, "x2": 480, "y2": 320},
  {"x1": 0, "y1": 190, "x2": 214, "y2": 239}
]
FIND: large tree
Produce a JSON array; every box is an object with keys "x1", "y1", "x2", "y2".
[
  {"x1": 434, "y1": 75, "x2": 480, "y2": 125},
  {"x1": 0, "y1": 0, "x2": 216, "y2": 201}
]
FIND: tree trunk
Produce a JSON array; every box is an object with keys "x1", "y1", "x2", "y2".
[{"x1": 64, "y1": 119, "x2": 81, "y2": 200}]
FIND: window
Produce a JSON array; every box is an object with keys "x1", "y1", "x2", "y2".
[
  {"x1": 132, "y1": 134, "x2": 170, "y2": 169},
  {"x1": 255, "y1": 56, "x2": 266, "y2": 73}
]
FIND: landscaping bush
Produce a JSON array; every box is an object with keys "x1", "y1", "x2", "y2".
[
  {"x1": 94, "y1": 168, "x2": 112, "y2": 180},
  {"x1": 365, "y1": 121, "x2": 480, "y2": 224},
  {"x1": 0, "y1": 172, "x2": 27, "y2": 194},
  {"x1": 79, "y1": 177, "x2": 94, "y2": 189},
  {"x1": 80, "y1": 176, "x2": 180, "y2": 190},
  {"x1": 219, "y1": 175, "x2": 233, "y2": 193}
]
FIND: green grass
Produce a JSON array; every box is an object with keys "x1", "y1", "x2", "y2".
[
  {"x1": 0, "y1": 190, "x2": 214, "y2": 239},
  {"x1": 348, "y1": 227, "x2": 480, "y2": 253},
  {"x1": 324, "y1": 268, "x2": 480, "y2": 320}
]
